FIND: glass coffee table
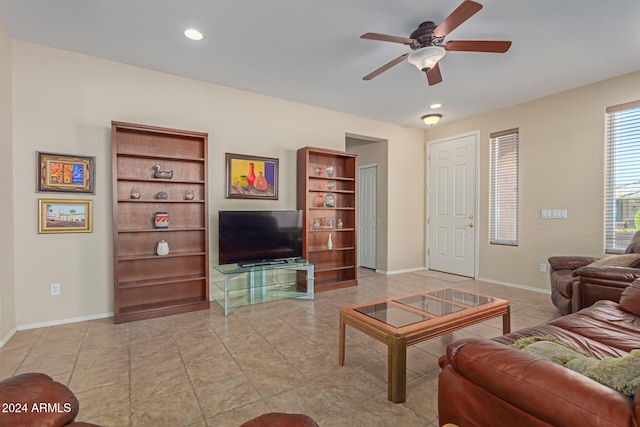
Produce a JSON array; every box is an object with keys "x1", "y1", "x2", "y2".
[{"x1": 338, "y1": 288, "x2": 510, "y2": 403}]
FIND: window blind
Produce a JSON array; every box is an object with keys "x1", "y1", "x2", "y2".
[
  {"x1": 605, "y1": 101, "x2": 640, "y2": 253},
  {"x1": 490, "y1": 129, "x2": 519, "y2": 246}
]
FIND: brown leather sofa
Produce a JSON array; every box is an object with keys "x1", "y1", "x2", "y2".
[
  {"x1": 0, "y1": 373, "x2": 317, "y2": 427},
  {"x1": 0, "y1": 373, "x2": 101, "y2": 427},
  {"x1": 438, "y1": 279, "x2": 640, "y2": 427},
  {"x1": 549, "y1": 231, "x2": 640, "y2": 315}
]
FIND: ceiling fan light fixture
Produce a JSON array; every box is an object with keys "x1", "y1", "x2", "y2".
[
  {"x1": 421, "y1": 113, "x2": 442, "y2": 126},
  {"x1": 184, "y1": 28, "x2": 204, "y2": 41},
  {"x1": 408, "y1": 46, "x2": 446, "y2": 71}
]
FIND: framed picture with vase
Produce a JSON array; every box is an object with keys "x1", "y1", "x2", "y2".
[{"x1": 225, "y1": 153, "x2": 279, "y2": 200}]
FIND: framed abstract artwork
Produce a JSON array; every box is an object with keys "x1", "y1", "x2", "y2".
[
  {"x1": 225, "y1": 153, "x2": 279, "y2": 200},
  {"x1": 38, "y1": 199, "x2": 93, "y2": 234},
  {"x1": 37, "y1": 151, "x2": 96, "y2": 194}
]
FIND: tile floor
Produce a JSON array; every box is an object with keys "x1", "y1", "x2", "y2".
[{"x1": 0, "y1": 269, "x2": 560, "y2": 427}]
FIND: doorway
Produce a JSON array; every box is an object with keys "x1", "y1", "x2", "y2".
[
  {"x1": 427, "y1": 132, "x2": 478, "y2": 277},
  {"x1": 358, "y1": 164, "x2": 377, "y2": 269}
]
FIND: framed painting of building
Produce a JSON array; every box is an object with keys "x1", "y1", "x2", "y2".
[{"x1": 38, "y1": 199, "x2": 93, "y2": 233}]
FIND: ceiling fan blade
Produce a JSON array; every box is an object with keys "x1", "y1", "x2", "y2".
[
  {"x1": 363, "y1": 53, "x2": 409, "y2": 80},
  {"x1": 426, "y1": 63, "x2": 443, "y2": 86},
  {"x1": 445, "y1": 40, "x2": 512, "y2": 53},
  {"x1": 360, "y1": 32, "x2": 415, "y2": 45},
  {"x1": 433, "y1": 0, "x2": 483, "y2": 38}
]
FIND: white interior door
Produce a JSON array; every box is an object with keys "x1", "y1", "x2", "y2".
[
  {"x1": 358, "y1": 164, "x2": 377, "y2": 269},
  {"x1": 428, "y1": 134, "x2": 477, "y2": 277}
]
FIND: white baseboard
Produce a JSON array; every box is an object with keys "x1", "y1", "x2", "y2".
[
  {"x1": 16, "y1": 312, "x2": 114, "y2": 332},
  {"x1": 0, "y1": 327, "x2": 17, "y2": 348},
  {"x1": 477, "y1": 277, "x2": 551, "y2": 294},
  {"x1": 375, "y1": 266, "x2": 426, "y2": 275}
]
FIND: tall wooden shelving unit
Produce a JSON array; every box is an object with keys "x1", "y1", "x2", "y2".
[
  {"x1": 297, "y1": 146, "x2": 357, "y2": 291},
  {"x1": 111, "y1": 121, "x2": 210, "y2": 323}
]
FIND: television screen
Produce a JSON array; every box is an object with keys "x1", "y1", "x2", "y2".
[{"x1": 218, "y1": 210, "x2": 303, "y2": 266}]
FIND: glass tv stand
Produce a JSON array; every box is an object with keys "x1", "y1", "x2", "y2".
[{"x1": 212, "y1": 262, "x2": 314, "y2": 315}]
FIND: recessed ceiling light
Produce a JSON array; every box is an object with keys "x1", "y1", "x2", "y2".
[
  {"x1": 430, "y1": 103, "x2": 442, "y2": 109},
  {"x1": 184, "y1": 29, "x2": 203, "y2": 41}
]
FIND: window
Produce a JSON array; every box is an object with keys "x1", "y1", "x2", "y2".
[
  {"x1": 490, "y1": 129, "x2": 519, "y2": 246},
  {"x1": 605, "y1": 100, "x2": 640, "y2": 253}
]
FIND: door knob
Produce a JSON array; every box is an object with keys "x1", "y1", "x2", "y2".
[{"x1": 467, "y1": 223, "x2": 474, "y2": 228}]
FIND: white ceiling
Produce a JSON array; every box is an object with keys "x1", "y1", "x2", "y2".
[{"x1": 1, "y1": 0, "x2": 640, "y2": 129}]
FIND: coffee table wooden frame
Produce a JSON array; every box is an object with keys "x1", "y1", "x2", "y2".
[{"x1": 338, "y1": 288, "x2": 510, "y2": 403}]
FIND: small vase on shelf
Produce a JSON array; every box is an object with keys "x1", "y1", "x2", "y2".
[
  {"x1": 156, "y1": 240, "x2": 169, "y2": 256},
  {"x1": 154, "y1": 212, "x2": 169, "y2": 229},
  {"x1": 130, "y1": 188, "x2": 141, "y2": 199},
  {"x1": 324, "y1": 192, "x2": 335, "y2": 208},
  {"x1": 327, "y1": 233, "x2": 333, "y2": 250}
]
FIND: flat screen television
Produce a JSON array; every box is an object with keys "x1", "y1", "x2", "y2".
[{"x1": 218, "y1": 210, "x2": 303, "y2": 266}]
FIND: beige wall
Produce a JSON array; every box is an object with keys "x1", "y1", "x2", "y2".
[
  {"x1": 0, "y1": 23, "x2": 16, "y2": 344},
  {"x1": 426, "y1": 70, "x2": 640, "y2": 291},
  {"x1": 9, "y1": 41, "x2": 424, "y2": 327}
]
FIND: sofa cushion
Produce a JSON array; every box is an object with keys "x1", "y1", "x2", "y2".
[
  {"x1": 572, "y1": 254, "x2": 640, "y2": 276},
  {"x1": 620, "y1": 280, "x2": 640, "y2": 316}
]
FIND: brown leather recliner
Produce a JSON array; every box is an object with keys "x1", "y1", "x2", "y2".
[
  {"x1": 0, "y1": 373, "x2": 101, "y2": 427},
  {"x1": 549, "y1": 230, "x2": 640, "y2": 315}
]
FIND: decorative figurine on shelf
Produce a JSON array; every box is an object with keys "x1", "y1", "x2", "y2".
[
  {"x1": 156, "y1": 191, "x2": 168, "y2": 199},
  {"x1": 337, "y1": 219, "x2": 343, "y2": 229},
  {"x1": 153, "y1": 164, "x2": 173, "y2": 179},
  {"x1": 185, "y1": 189, "x2": 194, "y2": 200},
  {"x1": 324, "y1": 192, "x2": 335, "y2": 208},
  {"x1": 326, "y1": 165, "x2": 335, "y2": 177},
  {"x1": 327, "y1": 233, "x2": 333, "y2": 250},
  {"x1": 327, "y1": 180, "x2": 335, "y2": 190},
  {"x1": 313, "y1": 218, "x2": 320, "y2": 230},
  {"x1": 156, "y1": 240, "x2": 169, "y2": 256},
  {"x1": 154, "y1": 212, "x2": 169, "y2": 229},
  {"x1": 130, "y1": 188, "x2": 141, "y2": 199}
]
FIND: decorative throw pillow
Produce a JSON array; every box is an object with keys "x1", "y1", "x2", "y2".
[
  {"x1": 512, "y1": 336, "x2": 640, "y2": 398},
  {"x1": 572, "y1": 254, "x2": 640, "y2": 276},
  {"x1": 625, "y1": 230, "x2": 640, "y2": 254},
  {"x1": 568, "y1": 350, "x2": 640, "y2": 398},
  {"x1": 620, "y1": 280, "x2": 640, "y2": 316}
]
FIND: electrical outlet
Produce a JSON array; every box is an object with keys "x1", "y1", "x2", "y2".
[
  {"x1": 50, "y1": 283, "x2": 60, "y2": 296},
  {"x1": 539, "y1": 263, "x2": 547, "y2": 273}
]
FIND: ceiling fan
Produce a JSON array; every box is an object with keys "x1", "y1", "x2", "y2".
[{"x1": 361, "y1": 0, "x2": 512, "y2": 86}]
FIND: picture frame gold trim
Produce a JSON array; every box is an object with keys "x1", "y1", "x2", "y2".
[
  {"x1": 38, "y1": 199, "x2": 93, "y2": 234},
  {"x1": 37, "y1": 151, "x2": 96, "y2": 194},
  {"x1": 225, "y1": 153, "x2": 279, "y2": 200}
]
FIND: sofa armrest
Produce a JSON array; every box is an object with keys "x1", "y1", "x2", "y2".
[
  {"x1": 548, "y1": 256, "x2": 600, "y2": 271},
  {"x1": 441, "y1": 338, "x2": 635, "y2": 427},
  {"x1": 0, "y1": 373, "x2": 80, "y2": 427}
]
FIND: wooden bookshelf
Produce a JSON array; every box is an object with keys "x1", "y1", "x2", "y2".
[
  {"x1": 111, "y1": 121, "x2": 210, "y2": 323},
  {"x1": 297, "y1": 146, "x2": 357, "y2": 291}
]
